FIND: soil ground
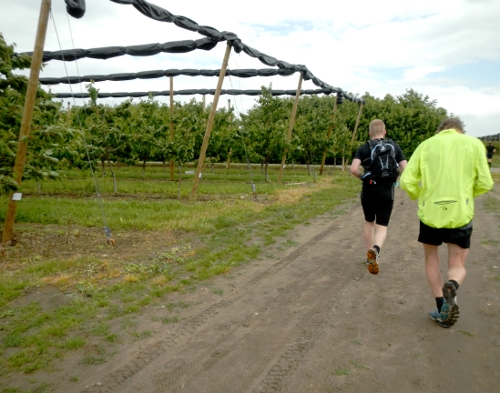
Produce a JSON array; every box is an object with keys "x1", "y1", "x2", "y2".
[{"x1": 3, "y1": 184, "x2": 500, "y2": 393}]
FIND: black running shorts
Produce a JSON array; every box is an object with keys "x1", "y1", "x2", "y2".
[
  {"x1": 418, "y1": 220, "x2": 473, "y2": 249},
  {"x1": 361, "y1": 192, "x2": 394, "y2": 226}
]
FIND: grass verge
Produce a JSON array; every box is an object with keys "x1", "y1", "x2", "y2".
[{"x1": 0, "y1": 167, "x2": 359, "y2": 379}]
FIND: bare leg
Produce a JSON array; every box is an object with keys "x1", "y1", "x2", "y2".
[
  {"x1": 363, "y1": 222, "x2": 388, "y2": 250},
  {"x1": 447, "y1": 243, "x2": 468, "y2": 284},
  {"x1": 423, "y1": 244, "x2": 443, "y2": 297},
  {"x1": 363, "y1": 221, "x2": 375, "y2": 250},
  {"x1": 373, "y1": 224, "x2": 388, "y2": 249}
]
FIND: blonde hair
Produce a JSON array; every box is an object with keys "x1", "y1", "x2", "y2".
[{"x1": 369, "y1": 119, "x2": 385, "y2": 137}]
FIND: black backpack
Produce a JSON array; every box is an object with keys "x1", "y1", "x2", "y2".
[{"x1": 362, "y1": 139, "x2": 399, "y2": 181}]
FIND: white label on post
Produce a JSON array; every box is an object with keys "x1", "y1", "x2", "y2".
[{"x1": 12, "y1": 193, "x2": 22, "y2": 201}]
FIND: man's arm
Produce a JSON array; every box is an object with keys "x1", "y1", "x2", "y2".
[
  {"x1": 350, "y1": 158, "x2": 363, "y2": 179},
  {"x1": 400, "y1": 146, "x2": 422, "y2": 200},
  {"x1": 474, "y1": 142, "x2": 494, "y2": 197},
  {"x1": 394, "y1": 143, "x2": 407, "y2": 175},
  {"x1": 398, "y1": 160, "x2": 408, "y2": 174}
]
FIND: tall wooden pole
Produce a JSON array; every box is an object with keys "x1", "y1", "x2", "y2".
[
  {"x1": 169, "y1": 76, "x2": 175, "y2": 180},
  {"x1": 2, "y1": 0, "x2": 52, "y2": 245},
  {"x1": 278, "y1": 73, "x2": 303, "y2": 183},
  {"x1": 319, "y1": 94, "x2": 338, "y2": 175},
  {"x1": 190, "y1": 42, "x2": 232, "y2": 198},
  {"x1": 351, "y1": 103, "x2": 364, "y2": 144},
  {"x1": 226, "y1": 99, "x2": 232, "y2": 169}
]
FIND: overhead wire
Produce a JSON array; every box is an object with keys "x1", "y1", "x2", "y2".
[
  {"x1": 227, "y1": 52, "x2": 258, "y2": 199},
  {"x1": 48, "y1": 9, "x2": 114, "y2": 245}
]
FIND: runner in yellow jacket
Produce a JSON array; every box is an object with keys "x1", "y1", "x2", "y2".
[{"x1": 400, "y1": 117, "x2": 493, "y2": 328}]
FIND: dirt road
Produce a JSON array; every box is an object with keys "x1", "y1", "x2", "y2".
[{"x1": 21, "y1": 185, "x2": 500, "y2": 392}]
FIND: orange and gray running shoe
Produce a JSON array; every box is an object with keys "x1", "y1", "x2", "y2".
[{"x1": 366, "y1": 248, "x2": 379, "y2": 275}]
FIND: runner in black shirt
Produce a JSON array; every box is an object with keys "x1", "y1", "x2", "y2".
[
  {"x1": 350, "y1": 119, "x2": 407, "y2": 275},
  {"x1": 486, "y1": 142, "x2": 496, "y2": 169}
]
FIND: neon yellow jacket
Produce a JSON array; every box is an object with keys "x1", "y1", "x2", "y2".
[{"x1": 400, "y1": 129, "x2": 493, "y2": 228}]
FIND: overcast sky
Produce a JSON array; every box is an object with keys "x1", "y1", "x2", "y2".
[{"x1": 1, "y1": 0, "x2": 499, "y2": 138}]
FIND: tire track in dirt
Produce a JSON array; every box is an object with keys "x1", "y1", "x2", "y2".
[
  {"x1": 140, "y1": 204, "x2": 366, "y2": 392},
  {"x1": 275, "y1": 187, "x2": 500, "y2": 393},
  {"x1": 75, "y1": 201, "x2": 361, "y2": 393},
  {"x1": 51, "y1": 185, "x2": 500, "y2": 393}
]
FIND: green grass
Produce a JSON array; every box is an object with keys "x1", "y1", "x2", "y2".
[
  {"x1": 333, "y1": 368, "x2": 350, "y2": 376},
  {"x1": 481, "y1": 239, "x2": 500, "y2": 246},
  {"x1": 0, "y1": 166, "x2": 359, "y2": 376}
]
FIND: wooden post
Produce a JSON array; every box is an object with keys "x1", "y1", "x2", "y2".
[
  {"x1": 169, "y1": 76, "x2": 175, "y2": 180},
  {"x1": 351, "y1": 103, "x2": 364, "y2": 144},
  {"x1": 190, "y1": 42, "x2": 232, "y2": 198},
  {"x1": 226, "y1": 99, "x2": 232, "y2": 169},
  {"x1": 278, "y1": 73, "x2": 303, "y2": 183},
  {"x1": 2, "y1": 0, "x2": 51, "y2": 245},
  {"x1": 319, "y1": 94, "x2": 338, "y2": 175}
]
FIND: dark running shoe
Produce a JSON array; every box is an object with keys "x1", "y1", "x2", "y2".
[
  {"x1": 439, "y1": 282, "x2": 459, "y2": 327},
  {"x1": 366, "y1": 248, "x2": 379, "y2": 275}
]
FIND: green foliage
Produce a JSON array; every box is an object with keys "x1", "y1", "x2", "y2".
[
  {"x1": 291, "y1": 95, "x2": 336, "y2": 172},
  {"x1": 1, "y1": 33, "x2": 449, "y2": 194},
  {"x1": 240, "y1": 85, "x2": 290, "y2": 178},
  {"x1": 354, "y1": 89, "x2": 448, "y2": 158},
  {"x1": 0, "y1": 33, "x2": 80, "y2": 194}
]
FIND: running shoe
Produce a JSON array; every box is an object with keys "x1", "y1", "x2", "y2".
[
  {"x1": 429, "y1": 310, "x2": 442, "y2": 322},
  {"x1": 439, "y1": 282, "x2": 460, "y2": 327},
  {"x1": 429, "y1": 309, "x2": 453, "y2": 328},
  {"x1": 366, "y1": 248, "x2": 379, "y2": 275}
]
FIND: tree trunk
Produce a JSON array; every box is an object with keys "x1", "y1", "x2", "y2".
[
  {"x1": 226, "y1": 148, "x2": 232, "y2": 169},
  {"x1": 265, "y1": 162, "x2": 269, "y2": 182},
  {"x1": 178, "y1": 165, "x2": 182, "y2": 199},
  {"x1": 108, "y1": 160, "x2": 118, "y2": 194}
]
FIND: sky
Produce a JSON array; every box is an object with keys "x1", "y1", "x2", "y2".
[{"x1": 1, "y1": 0, "x2": 499, "y2": 138}]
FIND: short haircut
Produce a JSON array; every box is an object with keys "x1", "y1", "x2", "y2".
[
  {"x1": 437, "y1": 117, "x2": 465, "y2": 133},
  {"x1": 369, "y1": 119, "x2": 385, "y2": 137}
]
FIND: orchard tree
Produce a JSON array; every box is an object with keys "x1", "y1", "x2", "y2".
[
  {"x1": 241, "y1": 86, "x2": 290, "y2": 181},
  {"x1": 353, "y1": 90, "x2": 448, "y2": 158},
  {"x1": 129, "y1": 97, "x2": 169, "y2": 179},
  {"x1": 172, "y1": 98, "x2": 205, "y2": 169},
  {"x1": 0, "y1": 33, "x2": 79, "y2": 194},
  {"x1": 206, "y1": 106, "x2": 236, "y2": 170},
  {"x1": 76, "y1": 82, "x2": 133, "y2": 192},
  {"x1": 290, "y1": 95, "x2": 336, "y2": 174}
]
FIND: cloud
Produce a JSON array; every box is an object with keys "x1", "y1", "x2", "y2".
[{"x1": 1, "y1": 0, "x2": 500, "y2": 137}]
